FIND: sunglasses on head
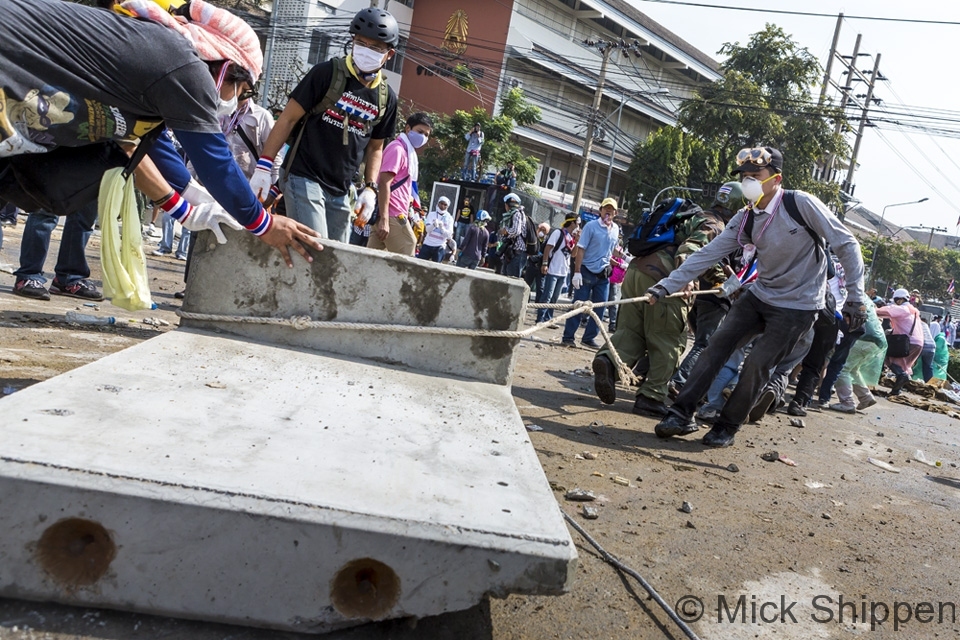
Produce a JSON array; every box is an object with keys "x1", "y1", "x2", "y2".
[{"x1": 736, "y1": 147, "x2": 773, "y2": 167}]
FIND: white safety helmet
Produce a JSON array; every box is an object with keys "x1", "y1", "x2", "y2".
[
  {"x1": 892, "y1": 288, "x2": 909, "y2": 300},
  {"x1": 504, "y1": 193, "x2": 521, "y2": 205}
]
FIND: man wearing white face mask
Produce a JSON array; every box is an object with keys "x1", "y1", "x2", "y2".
[
  {"x1": 647, "y1": 146, "x2": 866, "y2": 448},
  {"x1": 367, "y1": 113, "x2": 432, "y2": 256},
  {"x1": 252, "y1": 7, "x2": 400, "y2": 243}
]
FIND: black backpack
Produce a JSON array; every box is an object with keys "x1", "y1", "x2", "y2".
[
  {"x1": 522, "y1": 211, "x2": 539, "y2": 254},
  {"x1": 628, "y1": 197, "x2": 702, "y2": 257},
  {"x1": 742, "y1": 190, "x2": 832, "y2": 274}
]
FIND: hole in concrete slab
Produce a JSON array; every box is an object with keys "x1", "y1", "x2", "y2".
[
  {"x1": 330, "y1": 557, "x2": 401, "y2": 620},
  {"x1": 35, "y1": 518, "x2": 116, "y2": 587}
]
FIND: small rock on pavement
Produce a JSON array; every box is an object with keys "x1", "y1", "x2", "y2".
[
  {"x1": 685, "y1": 520, "x2": 696, "y2": 529},
  {"x1": 855, "y1": 440, "x2": 863, "y2": 445},
  {"x1": 565, "y1": 488, "x2": 596, "y2": 502},
  {"x1": 727, "y1": 463, "x2": 740, "y2": 473},
  {"x1": 581, "y1": 506, "x2": 599, "y2": 520},
  {"x1": 760, "y1": 451, "x2": 780, "y2": 462},
  {"x1": 877, "y1": 432, "x2": 884, "y2": 437},
  {"x1": 549, "y1": 481, "x2": 567, "y2": 492},
  {"x1": 582, "y1": 451, "x2": 597, "y2": 460},
  {"x1": 789, "y1": 418, "x2": 805, "y2": 428},
  {"x1": 680, "y1": 501, "x2": 693, "y2": 514},
  {"x1": 525, "y1": 424, "x2": 544, "y2": 432},
  {"x1": 821, "y1": 512, "x2": 832, "y2": 520}
]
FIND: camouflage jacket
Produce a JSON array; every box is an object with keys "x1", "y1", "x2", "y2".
[{"x1": 631, "y1": 208, "x2": 727, "y2": 283}]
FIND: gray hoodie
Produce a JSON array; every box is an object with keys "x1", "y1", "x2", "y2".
[{"x1": 657, "y1": 188, "x2": 864, "y2": 311}]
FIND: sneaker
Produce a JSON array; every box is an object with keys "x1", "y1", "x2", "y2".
[
  {"x1": 787, "y1": 400, "x2": 807, "y2": 417},
  {"x1": 696, "y1": 406, "x2": 720, "y2": 423},
  {"x1": 592, "y1": 354, "x2": 617, "y2": 405},
  {"x1": 560, "y1": 340, "x2": 576, "y2": 348},
  {"x1": 176, "y1": 254, "x2": 188, "y2": 261},
  {"x1": 748, "y1": 389, "x2": 776, "y2": 423},
  {"x1": 632, "y1": 394, "x2": 669, "y2": 417},
  {"x1": 151, "y1": 249, "x2": 171, "y2": 257},
  {"x1": 13, "y1": 277, "x2": 50, "y2": 301},
  {"x1": 702, "y1": 424, "x2": 738, "y2": 448},
  {"x1": 145, "y1": 223, "x2": 162, "y2": 239},
  {"x1": 654, "y1": 411, "x2": 698, "y2": 438},
  {"x1": 829, "y1": 402, "x2": 856, "y2": 414},
  {"x1": 856, "y1": 396, "x2": 877, "y2": 410},
  {"x1": 174, "y1": 290, "x2": 186, "y2": 299},
  {"x1": 581, "y1": 339, "x2": 601, "y2": 349},
  {"x1": 0, "y1": 217, "x2": 16, "y2": 227},
  {"x1": 50, "y1": 279, "x2": 103, "y2": 301}
]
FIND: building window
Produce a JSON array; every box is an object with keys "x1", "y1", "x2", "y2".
[
  {"x1": 384, "y1": 36, "x2": 406, "y2": 74},
  {"x1": 308, "y1": 30, "x2": 331, "y2": 66},
  {"x1": 392, "y1": 0, "x2": 415, "y2": 7}
]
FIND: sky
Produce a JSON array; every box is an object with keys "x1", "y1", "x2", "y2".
[{"x1": 626, "y1": 0, "x2": 960, "y2": 234}]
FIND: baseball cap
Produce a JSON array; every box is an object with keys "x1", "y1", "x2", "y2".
[
  {"x1": 600, "y1": 197, "x2": 618, "y2": 210},
  {"x1": 731, "y1": 146, "x2": 784, "y2": 175}
]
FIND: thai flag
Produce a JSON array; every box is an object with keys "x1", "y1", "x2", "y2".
[
  {"x1": 737, "y1": 258, "x2": 758, "y2": 285},
  {"x1": 949, "y1": 279, "x2": 955, "y2": 294}
]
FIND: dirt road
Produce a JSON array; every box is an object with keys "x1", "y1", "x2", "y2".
[{"x1": 2, "y1": 221, "x2": 960, "y2": 639}]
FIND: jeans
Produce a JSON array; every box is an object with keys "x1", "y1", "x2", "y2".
[
  {"x1": 792, "y1": 309, "x2": 839, "y2": 406},
  {"x1": 606, "y1": 282, "x2": 622, "y2": 329},
  {"x1": 918, "y1": 347, "x2": 936, "y2": 382},
  {"x1": 281, "y1": 173, "x2": 352, "y2": 243},
  {"x1": 817, "y1": 324, "x2": 864, "y2": 403},
  {"x1": 14, "y1": 203, "x2": 97, "y2": 284},
  {"x1": 672, "y1": 298, "x2": 727, "y2": 388},
  {"x1": 418, "y1": 244, "x2": 445, "y2": 262},
  {"x1": 536, "y1": 273, "x2": 566, "y2": 323},
  {"x1": 669, "y1": 290, "x2": 817, "y2": 430},
  {"x1": 503, "y1": 250, "x2": 527, "y2": 278},
  {"x1": 158, "y1": 212, "x2": 191, "y2": 258},
  {"x1": 462, "y1": 151, "x2": 479, "y2": 181},
  {"x1": 456, "y1": 255, "x2": 480, "y2": 269},
  {"x1": 562, "y1": 269, "x2": 609, "y2": 344},
  {"x1": 455, "y1": 221, "x2": 471, "y2": 246},
  {"x1": 702, "y1": 346, "x2": 747, "y2": 412}
]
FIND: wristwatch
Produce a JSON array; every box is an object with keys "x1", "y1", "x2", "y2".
[{"x1": 364, "y1": 182, "x2": 379, "y2": 194}]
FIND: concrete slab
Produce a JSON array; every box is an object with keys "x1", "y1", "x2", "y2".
[
  {"x1": 0, "y1": 329, "x2": 576, "y2": 634},
  {"x1": 182, "y1": 231, "x2": 528, "y2": 386}
]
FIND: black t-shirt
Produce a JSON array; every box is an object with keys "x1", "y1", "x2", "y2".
[
  {"x1": 0, "y1": 0, "x2": 219, "y2": 157},
  {"x1": 285, "y1": 58, "x2": 398, "y2": 197},
  {"x1": 457, "y1": 205, "x2": 474, "y2": 224}
]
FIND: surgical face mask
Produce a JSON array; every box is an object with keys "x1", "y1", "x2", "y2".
[
  {"x1": 537, "y1": 231, "x2": 546, "y2": 240},
  {"x1": 740, "y1": 174, "x2": 777, "y2": 202},
  {"x1": 352, "y1": 43, "x2": 387, "y2": 73},
  {"x1": 217, "y1": 91, "x2": 238, "y2": 118},
  {"x1": 406, "y1": 130, "x2": 428, "y2": 148}
]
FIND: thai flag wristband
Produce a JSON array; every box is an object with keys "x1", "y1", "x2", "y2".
[
  {"x1": 256, "y1": 155, "x2": 274, "y2": 171},
  {"x1": 159, "y1": 191, "x2": 192, "y2": 222},
  {"x1": 269, "y1": 184, "x2": 282, "y2": 200},
  {"x1": 246, "y1": 207, "x2": 273, "y2": 236}
]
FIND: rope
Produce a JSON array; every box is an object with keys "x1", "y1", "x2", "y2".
[
  {"x1": 177, "y1": 289, "x2": 724, "y2": 389},
  {"x1": 562, "y1": 512, "x2": 702, "y2": 640}
]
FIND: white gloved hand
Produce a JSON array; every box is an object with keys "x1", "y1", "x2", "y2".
[
  {"x1": 718, "y1": 272, "x2": 742, "y2": 299},
  {"x1": 181, "y1": 179, "x2": 216, "y2": 206},
  {"x1": 354, "y1": 187, "x2": 377, "y2": 224},
  {"x1": 180, "y1": 202, "x2": 245, "y2": 244},
  {"x1": 571, "y1": 273, "x2": 583, "y2": 290},
  {"x1": 249, "y1": 156, "x2": 274, "y2": 201}
]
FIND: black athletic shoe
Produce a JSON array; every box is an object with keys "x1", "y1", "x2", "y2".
[
  {"x1": 748, "y1": 389, "x2": 776, "y2": 423},
  {"x1": 592, "y1": 354, "x2": 617, "y2": 405},
  {"x1": 13, "y1": 277, "x2": 50, "y2": 301},
  {"x1": 632, "y1": 394, "x2": 669, "y2": 417},
  {"x1": 787, "y1": 400, "x2": 807, "y2": 417},
  {"x1": 654, "y1": 411, "x2": 698, "y2": 438},
  {"x1": 50, "y1": 278, "x2": 103, "y2": 301},
  {"x1": 702, "y1": 424, "x2": 738, "y2": 447}
]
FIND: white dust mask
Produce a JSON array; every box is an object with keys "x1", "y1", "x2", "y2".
[{"x1": 352, "y1": 43, "x2": 387, "y2": 73}]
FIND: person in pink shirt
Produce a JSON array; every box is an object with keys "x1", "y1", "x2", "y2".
[
  {"x1": 876, "y1": 288, "x2": 924, "y2": 396},
  {"x1": 368, "y1": 113, "x2": 432, "y2": 256}
]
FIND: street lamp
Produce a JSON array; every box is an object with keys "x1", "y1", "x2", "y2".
[
  {"x1": 868, "y1": 197, "x2": 929, "y2": 287},
  {"x1": 600, "y1": 88, "x2": 670, "y2": 199}
]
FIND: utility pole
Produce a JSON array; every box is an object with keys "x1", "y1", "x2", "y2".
[
  {"x1": 571, "y1": 46, "x2": 611, "y2": 217},
  {"x1": 569, "y1": 38, "x2": 644, "y2": 215},
  {"x1": 818, "y1": 13, "x2": 843, "y2": 106},
  {"x1": 844, "y1": 53, "x2": 881, "y2": 191},
  {"x1": 259, "y1": 0, "x2": 280, "y2": 109},
  {"x1": 825, "y1": 34, "x2": 861, "y2": 178}
]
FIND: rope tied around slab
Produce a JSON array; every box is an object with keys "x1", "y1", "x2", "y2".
[{"x1": 177, "y1": 289, "x2": 724, "y2": 388}]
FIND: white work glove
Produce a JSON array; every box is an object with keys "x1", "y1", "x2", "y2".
[
  {"x1": 354, "y1": 187, "x2": 377, "y2": 224},
  {"x1": 571, "y1": 273, "x2": 583, "y2": 290},
  {"x1": 718, "y1": 273, "x2": 742, "y2": 299},
  {"x1": 179, "y1": 202, "x2": 244, "y2": 245},
  {"x1": 249, "y1": 155, "x2": 274, "y2": 201},
  {"x1": 181, "y1": 179, "x2": 216, "y2": 206}
]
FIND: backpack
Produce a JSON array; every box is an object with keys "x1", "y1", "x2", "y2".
[
  {"x1": 742, "y1": 190, "x2": 832, "y2": 274},
  {"x1": 628, "y1": 197, "x2": 702, "y2": 257},
  {"x1": 523, "y1": 212, "x2": 540, "y2": 254},
  {"x1": 284, "y1": 57, "x2": 390, "y2": 174}
]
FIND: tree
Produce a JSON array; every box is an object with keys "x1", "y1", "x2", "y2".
[
  {"x1": 629, "y1": 24, "x2": 849, "y2": 213},
  {"x1": 867, "y1": 236, "x2": 912, "y2": 291},
  {"x1": 417, "y1": 88, "x2": 541, "y2": 198}
]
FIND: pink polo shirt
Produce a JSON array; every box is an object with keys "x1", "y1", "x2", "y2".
[{"x1": 379, "y1": 138, "x2": 412, "y2": 218}]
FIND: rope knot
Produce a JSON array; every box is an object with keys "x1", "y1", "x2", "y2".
[
  {"x1": 290, "y1": 315, "x2": 314, "y2": 330},
  {"x1": 573, "y1": 300, "x2": 594, "y2": 310}
]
